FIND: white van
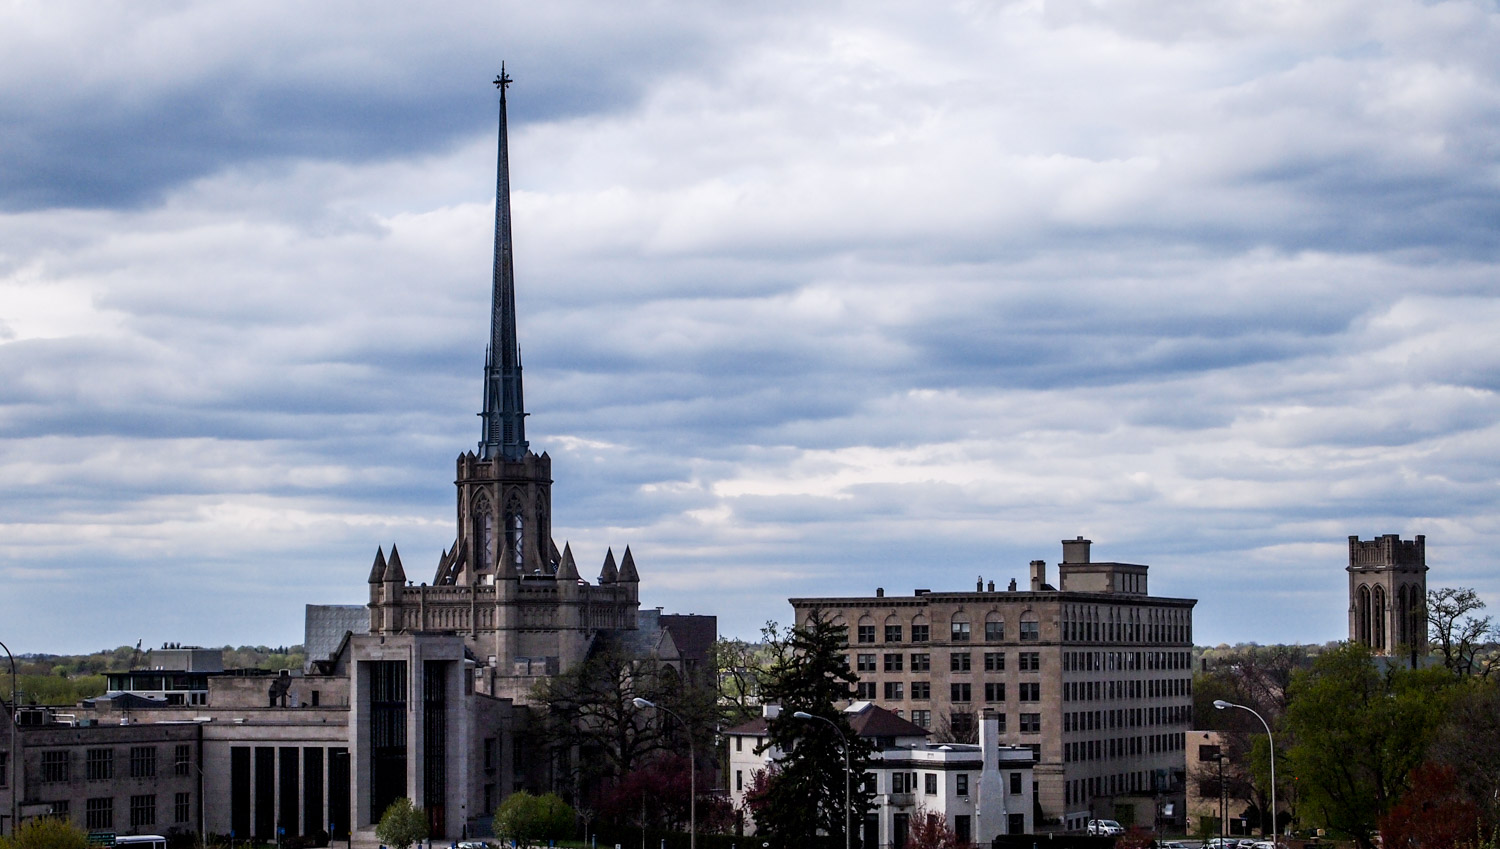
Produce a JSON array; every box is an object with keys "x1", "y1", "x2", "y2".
[{"x1": 114, "y1": 837, "x2": 168, "y2": 849}]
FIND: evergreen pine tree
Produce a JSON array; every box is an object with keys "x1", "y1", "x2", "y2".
[{"x1": 754, "y1": 609, "x2": 875, "y2": 847}]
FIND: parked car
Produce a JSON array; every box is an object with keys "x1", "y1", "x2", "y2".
[
  {"x1": 1203, "y1": 838, "x2": 1238, "y2": 849},
  {"x1": 1088, "y1": 819, "x2": 1126, "y2": 836}
]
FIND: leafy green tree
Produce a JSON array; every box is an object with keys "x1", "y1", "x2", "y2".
[
  {"x1": 0, "y1": 816, "x2": 89, "y2": 849},
  {"x1": 493, "y1": 791, "x2": 575, "y2": 848},
  {"x1": 1284, "y1": 643, "x2": 1458, "y2": 849},
  {"x1": 752, "y1": 609, "x2": 874, "y2": 847},
  {"x1": 374, "y1": 797, "x2": 428, "y2": 849}
]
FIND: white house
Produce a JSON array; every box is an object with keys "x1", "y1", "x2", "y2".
[{"x1": 726, "y1": 703, "x2": 1035, "y2": 847}]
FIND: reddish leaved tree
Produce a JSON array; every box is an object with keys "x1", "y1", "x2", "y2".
[
  {"x1": 908, "y1": 806, "x2": 960, "y2": 849},
  {"x1": 1379, "y1": 762, "x2": 1481, "y2": 849}
]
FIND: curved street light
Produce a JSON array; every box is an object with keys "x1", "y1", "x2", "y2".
[
  {"x1": 1214, "y1": 700, "x2": 1277, "y2": 848},
  {"x1": 792, "y1": 711, "x2": 850, "y2": 849},
  {"x1": 632, "y1": 698, "x2": 694, "y2": 849}
]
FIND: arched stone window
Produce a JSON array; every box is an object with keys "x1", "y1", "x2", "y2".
[
  {"x1": 1020, "y1": 611, "x2": 1040, "y2": 642},
  {"x1": 471, "y1": 493, "x2": 494, "y2": 572},
  {"x1": 1372, "y1": 585, "x2": 1387, "y2": 651},
  {"x1": 984, "y1": 612, "x2": 1004, "y2": 642},
  {"x1": 950, "y1": 612, "x2": 971, "y2": 643},
  {"x1": 1356, "y1": 584, "x2": 1372, "y2": 646},
  {"x1": 504, "y1": 493, "x2": 525, "y2": 571}
]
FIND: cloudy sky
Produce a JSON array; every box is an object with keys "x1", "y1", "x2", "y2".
[{"x1": 3, "y1": 1, "x2": 1498, "y2": 655}]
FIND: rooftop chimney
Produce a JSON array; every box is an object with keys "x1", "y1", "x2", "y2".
[
  {"x1": 1062, "y1": 536, "x2": 1092, "y2": 564},
  {"x1": 1029, "y1": 560, "x2": 1047, "y2": 591}
]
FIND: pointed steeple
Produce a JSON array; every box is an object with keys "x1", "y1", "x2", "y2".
[
  {"x1": 599, "y1": 548, "x2": 618, "y2": 583},
  {"x1": 367, "y1": 547, "x2": 388, "y2": 583},
  {"x1": 385, "y1": 545, "x2": 407, "y2": 584},
  {"x1": 479, "y1": 64, "x2": 529, "y2": 462},
  {"x1": 557, "y1": 543, "x2": 580, "y2": 581},
  {"x1": 619, "y1": 546, "x2": 639, "y2": 582}
]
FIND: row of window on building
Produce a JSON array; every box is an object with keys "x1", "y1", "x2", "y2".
[
  {"x1": 856, "y1": 621, "x2": 1040, "y2": 644},
  {"x1": 49, "y1": 793, "x2": 192, "y2": 831},
  {"x1": 1062, "y1": 705, "x2": 1192, "y2": 733},
  {"x1": 1062, "y1": 677, "x2": 1192, "y2": 702},
  {"x1": 853, "y1": 650, "x2": 1044, "y2": 673},
  {"x1": 38, "y1": 745, "x2": 193, "y2": 783},
  {"x1": 1063, "y1": 649, "x2": 1193, "y2": 671}
]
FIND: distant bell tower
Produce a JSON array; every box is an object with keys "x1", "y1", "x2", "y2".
[{"x1": 1347, "y1": 534, "x2": 1428, "y2": 657}]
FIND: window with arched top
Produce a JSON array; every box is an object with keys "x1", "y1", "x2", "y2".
[
  {"x1": 471, "y1": 494, "x2": 494, "y2": 572},
  {"x1": 1020, "y1": 612, "x2": 1040, "y2": 642},
  {"x1": 950, "y1": 613, "x2": 971, "y2": 643},
  {"x1": 985, "y1": 613, "x2": 1004, "y2": 642},
  {"x1": 1356, "y1": 585, "x2": 1372, "y2": 646},
  {"x1": 504, "y1": 494, "x2": 525, "y2": 569},
  {"x1": 911, "y1": 613, "x2": 930, "y2": 643},
  {"x1": 1372, "y1": 585, "x2": 1387, "y2": 650}
]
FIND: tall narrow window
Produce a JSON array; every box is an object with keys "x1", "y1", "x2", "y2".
[
  {"x1": 504, "y1": 499, "x2": 525, "y2": 569},
  {"x1": 472, "y1": 495, "x2": 493, "y2": 572}
]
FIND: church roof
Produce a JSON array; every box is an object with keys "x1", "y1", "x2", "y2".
[
  {"x1": 385, "y1": 545, "x2": 407, "y2": 584},
  {"x1": 619, "y1": 546, "x2": 639, "y2": 582},
  {"x1": 599, "y1": 548, "x2": 618, "y2": 583},
  {"x1": 367, "y1": 547, "x2": 387, "y2": 584},
  {"x1": 557, "y1": 543, "x2": 580, "y2": 581}
]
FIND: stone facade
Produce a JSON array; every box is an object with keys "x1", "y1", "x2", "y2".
[
  {"x1": 1347, "y1": 534, "x2": 1428, "y2": 657},
  {"x1": 791, "y1": 537, "x2": 1196, "y2": 832}
]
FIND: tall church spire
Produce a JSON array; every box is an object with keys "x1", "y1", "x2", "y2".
[{"x1": 479, "y1": 65, "x2": 529, "y2": 461}]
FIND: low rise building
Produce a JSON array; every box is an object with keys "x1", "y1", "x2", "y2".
[{"x1": 726, "y1": 703, "x2": 1035, "y2": 847}]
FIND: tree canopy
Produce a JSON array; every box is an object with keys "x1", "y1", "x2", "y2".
[
  {"x1": 0, "y1": 817, "x2": 89, "y2": 849},
  {"x1": 494, "y1": 791, "x2": 576, "y2": 848},
  {"x1": 374, "y1": 797, "x2": 429, "y2": 849},
  {"x1": 1283, "y1": 643, "x2": 1458, "y2": 849}
]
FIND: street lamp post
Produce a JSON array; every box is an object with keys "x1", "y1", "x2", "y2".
[
  {"x1": 2, "y1": 640, "x2": 17, "y2": 840},
  {"x1": 632, "y1": 698, "x2": 694, "y2": 849},
  {"x1": 1214, "y1": 700, "x2": 1276, "y2": 847},
  {"x1": 792, "y1": 711, "x2": 850, "y2": 849}
]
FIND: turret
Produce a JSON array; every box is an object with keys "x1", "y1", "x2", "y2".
[{"x1": 599, "y1": 548, "x2": 618, "y2": 583}]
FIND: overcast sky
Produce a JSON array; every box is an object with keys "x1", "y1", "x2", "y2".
[{"x1": 3, "y1": 0, "x2": 1498, "y2": 655}]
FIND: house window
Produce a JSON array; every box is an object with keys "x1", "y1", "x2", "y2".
[
  {"x1": 894, "y1": 771, "x2": 917, "y2": 793},
  {"x1": 885, "y1": 682, "x2": 905, "y2": 700},
  {"x1": 86, "y1": 798, "x2": 113, "y2": 830},
  {"x1": 41, "y1": 751, "x2": 69, "y2": 783},
  {"x1": 735, "y1": 736, "x2": 743, "y2": 753},
  {"x1": 985, "y1": 682, "x2": 1006, "y2": 702},
  {"x1": 858, "y1": 625, "x2": 876, "y2": 644},
  {"x1": 952, "y1": 711, "x2": 976, "y2": 738},
  {"x1": 1199, "y1": 744, "x2": 1221, "y2": 762},
  {"x1": 911, "y1": 710, "x2": 931, "y2": 729},
  {"x1": 857, "y1": 654, "x2": 876, "y2": 672},
  {"x1": 1020, "y1": 713, "x2": 1041, "y2": 733},
  {"x1": 130, "y1": 746, "x2": 156, "y2": 778},
  {"x1": 951, "y1": 683, "x2": 972, "y2": 702},
  {"x1": 996, "y1": 713, "x2": 1007, "y2": 732},
  {"x1": 87, "y1": 748, "x2": 113, "y2": 780},
  {"x1": 884, "y1": 653, "x2": 903, "y2": 672},
  {"x1": 910, "y1": 653, "x2": 931, "y2": 672},
  {"x1": 175, "y1": 744, "x2": 192, "y2": 776},
  {"x1": 925, "y1": 773, "x2": 938, "y2": 795},
  {"x1": 984, "y1": 652, "x2": 1005, "y2": 671},
  {"x1": 736, "y1": 770, "x2": 743, "y2": 791},
  {"x1": 950, "y1": 652, "x2": 971, "y2": 672},
  {"x1": 1020, "y1": 619, "x2": 1040, "y2": 641},
  {"x1": 886, "y1": 625, "x2": 903, "y2": 643},
  {"x1": 951, "y1": 621, "x2": 971, "y2": 642},
  {"x1": 130, "y1": 794, "x2": 156, "y2": 829},
  {"x1": 985, "y1": 621, "x2": 1004, "y2": 641},
  {"x1": 956, "y1": 774, "x2": 970, "y2": 796},
  {"x1": 912, "y1": 624, "x2": 930, "y2": 643},
  {"x1": 1019, "y1": 683, "x2": 1040, "y2": 702},
  {"x1": 1019, "y1": 651, "x2": 1041, "y2": 671},
  {"x1": 911, "y1": 681, "x2": 931, "y2": 700},
  {"x1": 175, "y1": 792, "x2": 191, "y2": 823},
  {"x1": 1010, "y1": 772, "x2": 1023, "y2": 794},
  {"x1": 857, "y1": 682, "x2": 877, "y2": 699}
]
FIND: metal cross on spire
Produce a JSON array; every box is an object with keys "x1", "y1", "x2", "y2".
[
  {"x1": 479, "y1": 66, "x2": 528, "y2": 462},
  {"x1": 494, "y1": 64, "x2": 512, "y2": 92}
]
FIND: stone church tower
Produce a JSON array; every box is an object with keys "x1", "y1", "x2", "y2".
[
  {"x1": 367, "y1": 70, "x2": 640, "y2": 702},
  {"x1": 1347, "y1": 534, "x2": 1427, "y2": 657}
]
